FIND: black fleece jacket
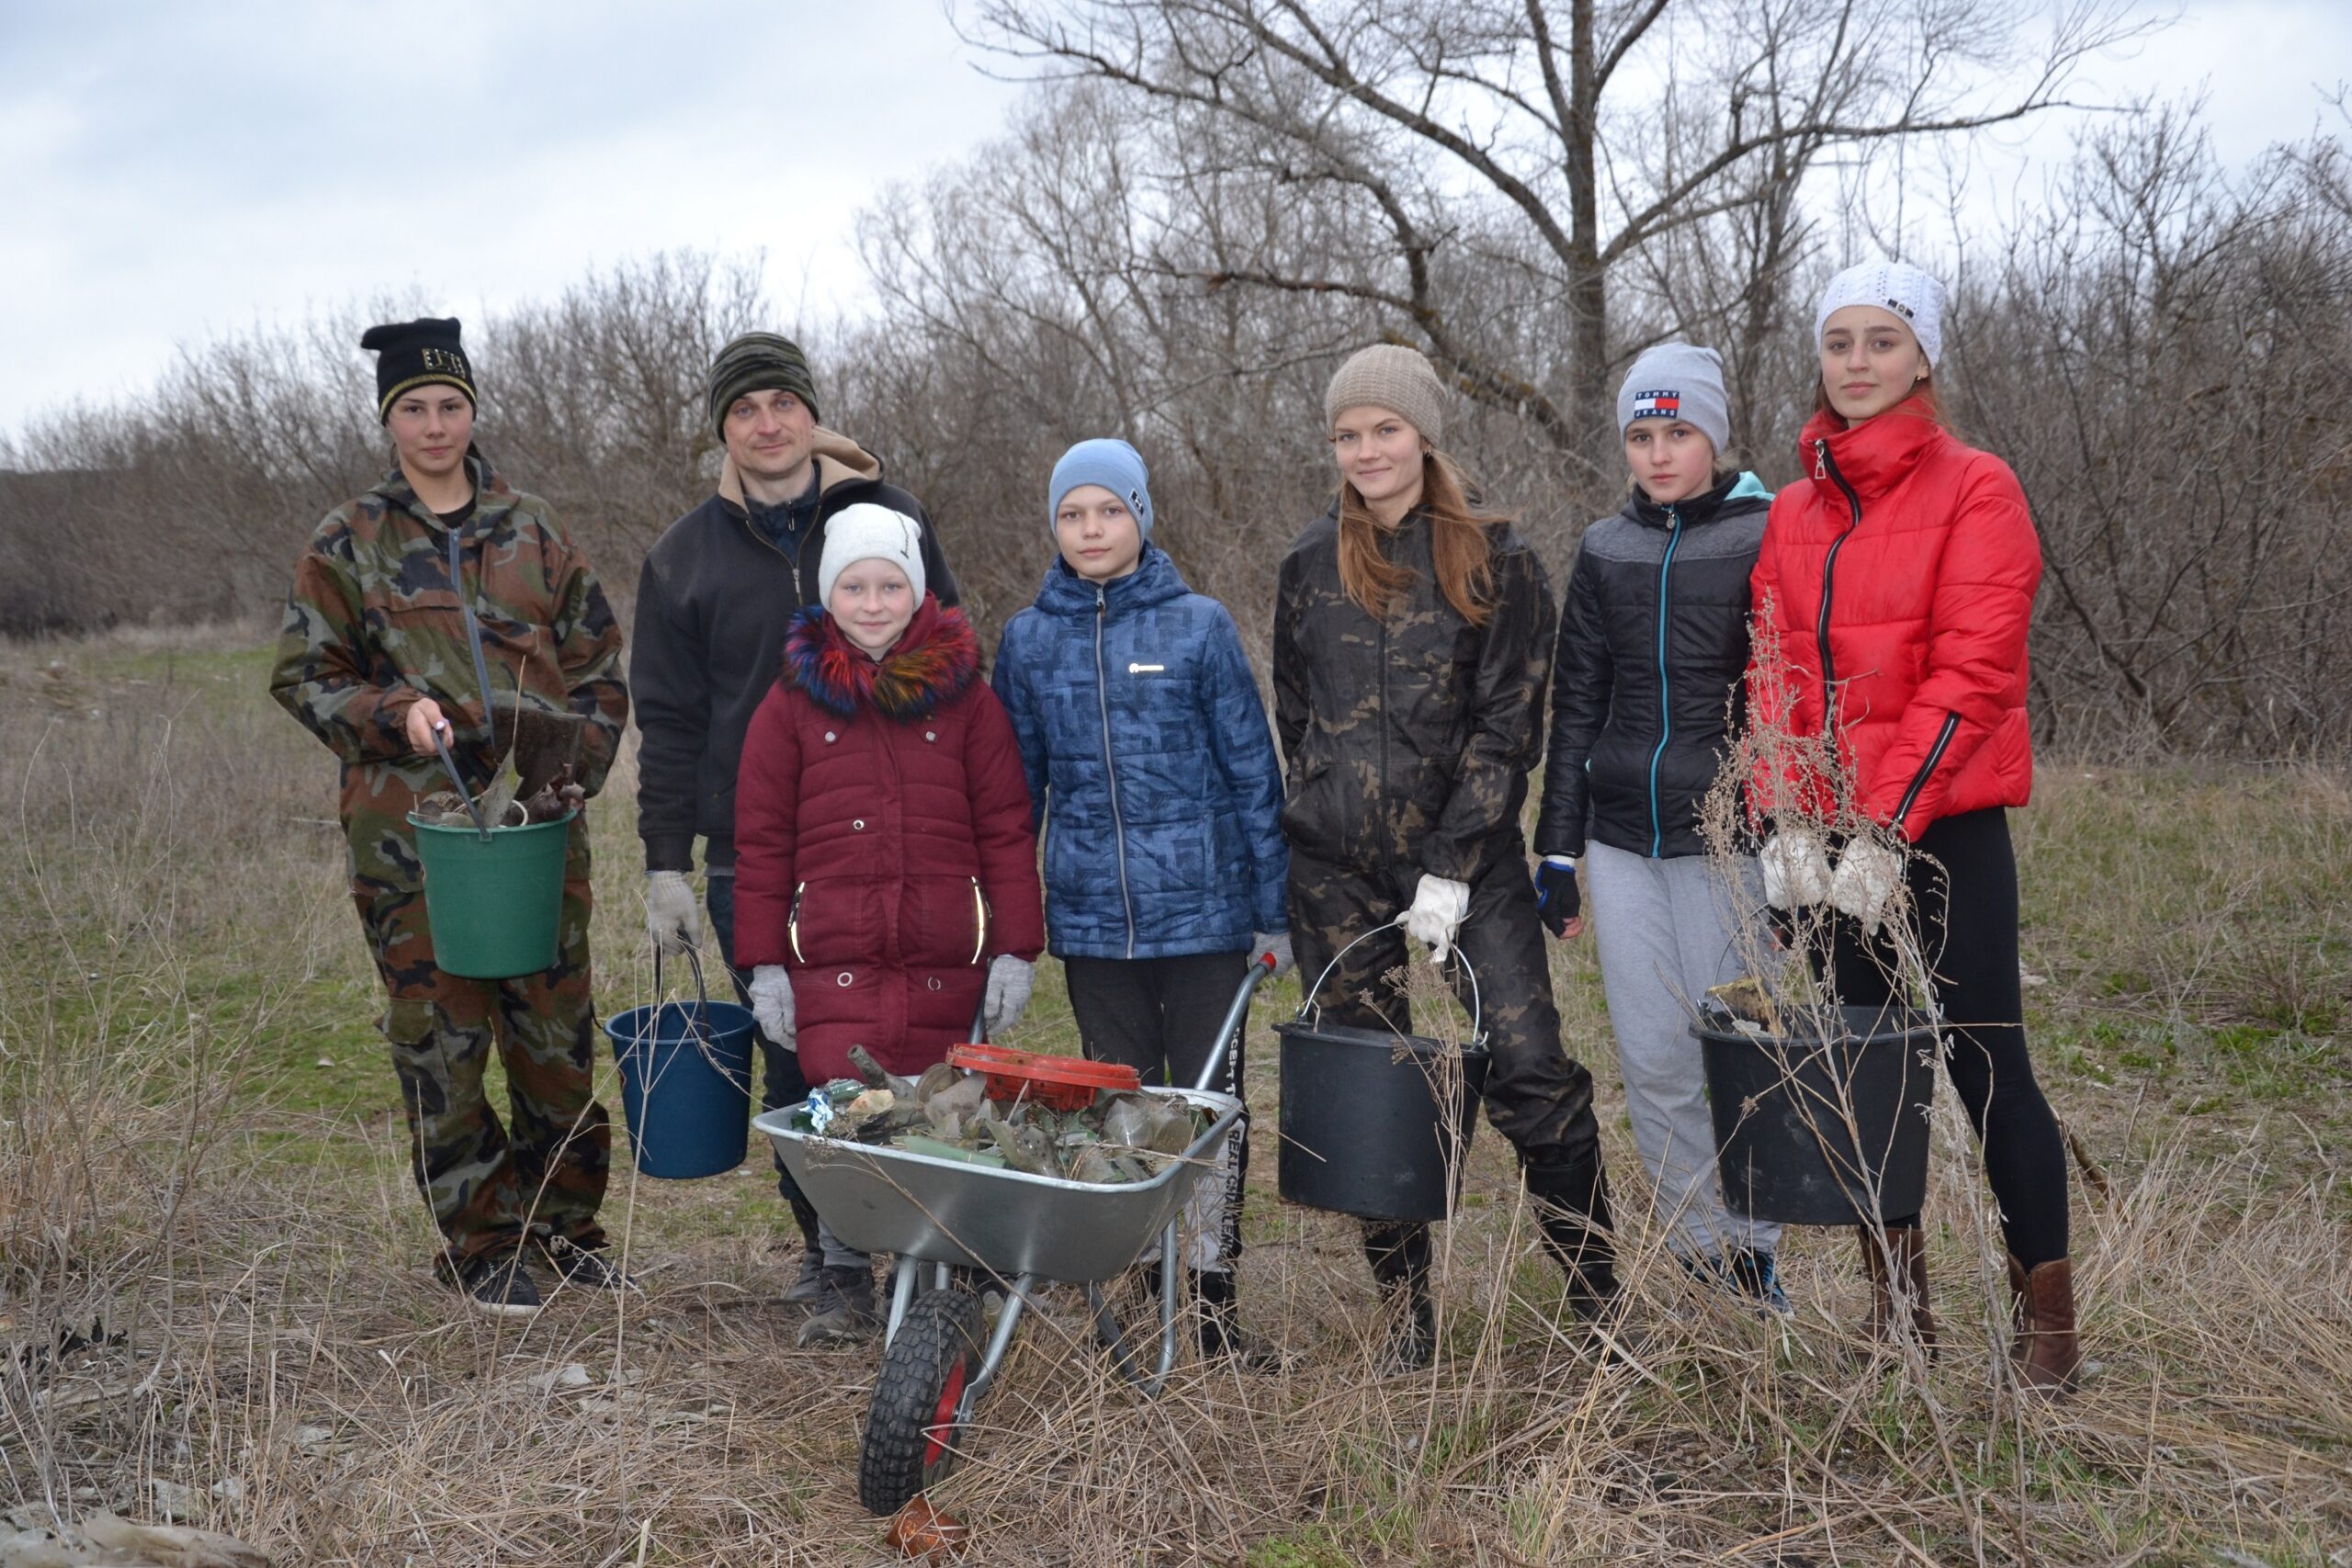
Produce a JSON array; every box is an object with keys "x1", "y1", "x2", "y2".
[{"x1": 630, "y1": 430, "x2": 958, "y2": 872}]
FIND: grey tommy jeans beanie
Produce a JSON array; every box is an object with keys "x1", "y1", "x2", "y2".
[
  {"x1": 1617, "y1": 343, "x2": 1731, "y2": 456},
  {"x1": 1325, "y1": 344, "x2": 1447, "y2": 446}
]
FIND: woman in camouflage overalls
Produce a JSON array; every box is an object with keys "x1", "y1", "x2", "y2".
[
  {"x1": 268, "y1": 318, "x2": 629, "y2": 1317},
  {"x1": 1273, "y1": 344, "x2": 1621, "y2": 1373}
]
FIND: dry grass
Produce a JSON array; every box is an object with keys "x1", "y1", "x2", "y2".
[{"x1": 1, "y1": 629, "x2": 2347, "y2": 1566}]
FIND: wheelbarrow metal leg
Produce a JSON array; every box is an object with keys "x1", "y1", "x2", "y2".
[
  {"x1": 958, "y1": 1271, "x2": 1037, "y2": 1414},
  {"x1": 1086, "y1": 1219, "x2": 1185, "y2": 1398},
  {"x1": 883, "y1": 1256, "x2": 922, "y2": 1348}
]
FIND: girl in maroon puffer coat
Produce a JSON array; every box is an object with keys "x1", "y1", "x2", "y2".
[
  {"x1": 1747, "y1": 260, "x2": 2081, "y2": 1395},
  {"x1": 733, "y1": 503, "x2": 1045, "y2": 1343}
]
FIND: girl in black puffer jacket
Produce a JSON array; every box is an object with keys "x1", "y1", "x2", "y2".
[{"x1": 1532, "y1": 344, "x2": 1785, "y2": 1311}]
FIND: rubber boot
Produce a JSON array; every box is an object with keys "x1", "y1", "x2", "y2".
[
  {"x1": 1857, "y1": 1224, "x2": 1937, "y2": 1357},
  {"x1": 1362, "y1": 1221, "x2": 1435, "y2": 1374},
  {"x1": 2011, "y1": 1255, "x2": 2082, "y2": 1396},
  {"x1": 1524, "y1": 1156, "x2": 1621, "y2": 1325},
  {"x1": 782, "y1": 1194, "x2": 827, "y2": 1307}
]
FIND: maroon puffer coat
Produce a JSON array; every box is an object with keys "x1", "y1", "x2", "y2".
[
  {"x1": 733, "y1": 598, "x2": 1045, "y2": 1084},
  {"x1": 1747, "y1": 403, "x2": 2042, "y2": 840}
]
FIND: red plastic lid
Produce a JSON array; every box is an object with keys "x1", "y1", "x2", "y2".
[{"x1": 947, "y1": 1043, "x2": 1140, "y2": 1097}]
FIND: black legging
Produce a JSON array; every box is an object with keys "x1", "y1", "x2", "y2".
[{"x1": 1826, "y1": 807, "x2": 2070, "y2": 1268}]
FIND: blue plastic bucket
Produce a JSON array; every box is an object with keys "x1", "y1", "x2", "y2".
[{"x1": 604, "y1": 953, "x2": 757, "y2": 1179}]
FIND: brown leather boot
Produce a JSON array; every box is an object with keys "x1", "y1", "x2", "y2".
[
  {"x1": 2005, "y1": 1253, "x2": 2031, "y2": 1365},
  {"x1": 2014, "y1": 1257, "x2": 2082, "y2": 1395},
  {"x1": 1857, "y1": 1225, "x2": 1937, "y2": 1356}
]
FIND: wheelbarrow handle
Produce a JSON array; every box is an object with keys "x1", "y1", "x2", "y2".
[
  {"x1": 1295, "y1": 920, "x2": 1484, "y2": 1047},
  {"x1": 1189, "y1": 951, "x2": 1278, "y2": 1094}
]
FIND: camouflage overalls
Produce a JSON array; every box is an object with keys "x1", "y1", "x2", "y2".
[
  {"x1": 1272, "y1": 508, "x2": 1616, "y2": 1310},
  {"x1": 269, "y1": 459, "x2": 628, "y2": 1272}
]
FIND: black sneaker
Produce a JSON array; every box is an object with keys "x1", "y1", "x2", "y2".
[
  {"x1": 458, "y1": 1250, "x2": 543, "y2": 1319},
  {"x1": 540, "y1": 1237, "x2": 631, "y2": 1292},
  {"x1": 1727, "y1": 1249, "x2": 1793, "y2": 1316}
]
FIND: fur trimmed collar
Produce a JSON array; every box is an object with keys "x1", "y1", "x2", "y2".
[{"x1": 783, "y1": 597, "x2": 978, "y2": 720}]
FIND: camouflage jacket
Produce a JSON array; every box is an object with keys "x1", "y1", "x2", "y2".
[
  {"x1": 1271, "y1": 507, "x2": 1556, "y2": 883},
  {"x1": 268, "y1": 457, "x2": 628, "y2": 837}
]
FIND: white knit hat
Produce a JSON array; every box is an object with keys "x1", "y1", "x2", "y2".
[
  {"x1": 1815, "y1": 260, "x2": 1947, "y2": 368},
  {"x1": 816, "y1": 503, "x2": 927, "y2": 607}
]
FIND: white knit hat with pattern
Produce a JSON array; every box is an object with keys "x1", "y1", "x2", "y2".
[{"x1": 1815, "y1": 259, "x2": 1947, "y2": 368}]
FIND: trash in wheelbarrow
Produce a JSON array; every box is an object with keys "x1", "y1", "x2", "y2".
[{"x1": 785, "y1": 1043, "x2": 1211, "y2": 1185}]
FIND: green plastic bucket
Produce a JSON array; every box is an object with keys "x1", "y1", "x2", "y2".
[{"x1": 408, "y1": 811, "x2": 575, "y2": 979}]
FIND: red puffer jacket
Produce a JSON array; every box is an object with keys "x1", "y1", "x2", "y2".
[
  {"x1": 733, "y1": 598, "x2": 1045, "y2": 1084},
  {"x1": 1747, "y1": 404, "x2": 2041, "y2": 840}
]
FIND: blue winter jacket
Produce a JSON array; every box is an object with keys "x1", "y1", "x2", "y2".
[{"x1": 991, "y1": 546, "x2": 1289, "y2": 960}]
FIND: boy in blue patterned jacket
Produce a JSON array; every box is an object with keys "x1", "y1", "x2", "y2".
[{"x1": 991, "y1": 438, "x2": 1290, "y2": 1363}]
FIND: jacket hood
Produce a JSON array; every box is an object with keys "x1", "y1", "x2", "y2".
[
  {"x1": 783, "y1": 594, "x2": 979, "y2": 720},
  {"x1": 1619, "y1": 469, "x2": 1774, "y2": 530},
  {"x1": 1799, "y1": 402, "x2": 1952, "y2": 504},
  {"x1": 1031, "y1": 541, "x2": 1192, "y2": 617},
  {"x1": 370, "y1": 451, "x2": 514, "y2": 530},
  {"x1": 717, "y1": 426, "x2": 885, "y2": 513}
]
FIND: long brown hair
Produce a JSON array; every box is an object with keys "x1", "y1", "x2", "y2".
[{"x1": 1337, "y1": 449, "x2": 1503, "y2": 626}]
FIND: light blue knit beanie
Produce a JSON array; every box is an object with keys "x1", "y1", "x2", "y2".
[{"x1": 1047, "y1": 438, "x2": 1154, "y2": 538}]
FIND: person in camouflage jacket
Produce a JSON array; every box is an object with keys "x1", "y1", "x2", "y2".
[
  {"x1": 1276, "y1": 344, "x2": 1619, "y2": 1373},
  {"x1": 268, "y1": 318, "x2": 629, "y2": 1317}
]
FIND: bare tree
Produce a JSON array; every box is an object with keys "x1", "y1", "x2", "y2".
[{"x1": 959, "y1": 0, "x2": 2148, "y2": 481}]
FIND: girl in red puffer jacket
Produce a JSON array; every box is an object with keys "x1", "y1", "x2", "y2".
[
  {"x1": 733, "y1": 503, "x2": 1046, "y2": 1345},
  {"x1": 1747, "y1": 260, "x2": 2081, "y2": 1395}
]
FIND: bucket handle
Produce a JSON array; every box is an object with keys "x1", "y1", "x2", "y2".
[
  {"x1": 654, "y1": 943, "x2": 717, "y2": 1024},
  {"x1": 428, "y1": 725, "x2": 493, "y2": 841},
  {"x1": 1295, "y1": 918, "x2": 1483, "y2": 1046}
]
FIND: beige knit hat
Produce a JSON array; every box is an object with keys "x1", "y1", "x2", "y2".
[{"x1": 1325, "y1": 344, "x2": 1447, "y2": 446}]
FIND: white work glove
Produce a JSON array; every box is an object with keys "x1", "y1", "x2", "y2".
[
  {"x1": 982, "y1": 954, "x2": 1035, "y2": 1036},
  {"x1": 1829, "y1": 836, "x2": 1905, "y2": 935},
  {"x1": 1758, "y1": 829, "x2": 1834, "y2": 909},
  {"x1": 748, "y1": 965, "x2": 797, "y2": 1048},
  {"x1": 1400, "y1": 874, "x2": 1473, "y2": 965},
  {"x1": 1253, "y1": 931, "x2": 1294, "y2": 979},
  {"x1": 644, "y1": 870, "x2": 701, "y2": 954}
]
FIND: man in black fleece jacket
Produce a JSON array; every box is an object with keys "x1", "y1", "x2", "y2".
[{"x1": 631, "y1": 333, "x2": 957, "y2": 1303}]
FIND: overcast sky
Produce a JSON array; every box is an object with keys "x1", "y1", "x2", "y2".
[{"x1": 1, "y1": 0, "x2": 2344, "y2": 433}]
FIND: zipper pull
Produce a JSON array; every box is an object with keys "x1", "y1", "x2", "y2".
[{"x1": 1813, "y1": 439, "x2": 1827, "y2": 481}]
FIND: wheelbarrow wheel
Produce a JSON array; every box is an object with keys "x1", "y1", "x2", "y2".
[{"x1": 859, "y1": 1287, "x2": 985, "y2": 1516}]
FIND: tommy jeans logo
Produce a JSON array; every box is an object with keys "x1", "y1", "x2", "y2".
[{"x1": 1630, "y1": 389, "x2": 1680, "y2": 419}]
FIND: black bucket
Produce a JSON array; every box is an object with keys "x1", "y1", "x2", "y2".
[
  {"x1": 1276, "y1": 1021, "x2": 1492, "y2": 1222},
  {"x1": 1697, "y1": 1002, "x2": 1938, "y2": 1226},
  {"x1": 1275, "y1": 928, "x2": 1493, "y2": 1223}
]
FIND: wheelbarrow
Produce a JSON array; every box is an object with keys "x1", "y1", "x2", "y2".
[{"x1": 752, "y1": 953, "x2": 1276, "y2": 1516}]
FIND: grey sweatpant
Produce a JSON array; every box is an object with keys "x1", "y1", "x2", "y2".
[{"x1": 1583, "y1": 841, "x2": 1781, "y2": 1259}]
